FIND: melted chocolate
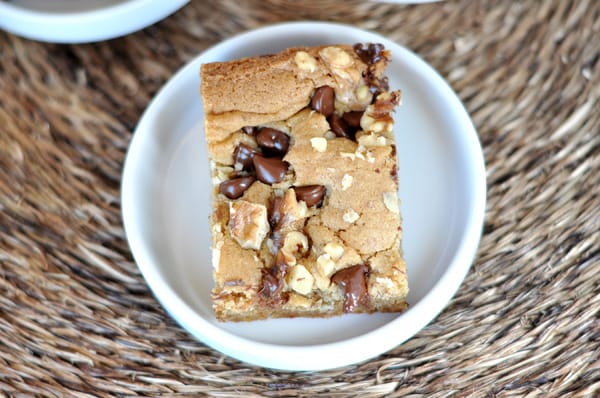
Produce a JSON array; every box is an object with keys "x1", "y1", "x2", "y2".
[
  {"x1": 311, "y1": 86, "x2": 335, "y2": 117},
  {"x1": 342, "y1": 111, "x2": 364, "y2": 129},
  {"x1": 259, "y1": 251, "x2": 289, "y2": 305},
  {"x1": 233, "y1": 143, "x2": 260, "y2": 170},
  {"x1": 353, "y1": 43, "x2": 391, "y2": 101},
  {"x1": 268, "y1": 195, "x2": 284, "y2": 229},
  {"x1": 218, "y1": 176, "x2": 255, "y2": 199},
  {"x1": 331, "y1": 264, "x2": 370, "y2": 312},
  {"x1": 353, "y1": 43, "x2": 388, "y2": 65},
  {"x1": 328, "y1": 114, "x2": 355, "y2": 140},
  {"x1": 253, "y1": 155, "x2": 288, "y2": 184},
  {"x1": 293, "y1": 185, "x2": 326, "y2": 207},
  {"x1": 256, "y1": 127, "x2": 290, "y2": 158}
]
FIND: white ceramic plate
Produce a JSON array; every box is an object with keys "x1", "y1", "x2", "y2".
[
  {"x1": 122, "y1": 22, "x2": 486, "y2": 371},
  {"x1": 0, "y1": 0, "x2": 188, "y2": 43}
]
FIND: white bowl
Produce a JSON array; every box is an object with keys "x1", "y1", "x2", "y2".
[
  {"x1": 0, "y1": 0, "x2": 188, "y2": 43},
  {"x1": 121, "y1": 22, "x2": 486, "y2": 371}
]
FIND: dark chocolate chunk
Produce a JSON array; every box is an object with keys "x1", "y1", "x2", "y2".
[
  {"x1": 328, "y1": 114, "x2": 354, "y2": 139},
  {"x1": 311, "y1": 86, "x2": 335, "y2": 117},
  {"x1": 293, "y1": 185, "x2": 326, "y2": 207},
  {"x1": 353, "y1": 43, "x2": 391, "y2": 100},
  {"x1": 253, "y1": 154, "x2": 288, "y2": 184},
  {"x1": 353, "y1": 43, "x2": 388, "y2": 65},
  {"x1": 233, "y1": 143, "x2": 260, "y2": 170},
  {"x1": 331, "y1": 264, "x2": 370, "y2": 312},
  {"x1": 256, "y1": 127, "x2": 290, "y2": 158},
  {"x1": 218, "y1": 176, "x2": 255, "y2": 199},
  {"x1": 342, "y1": 111, "x2": 363, "y2": 129}
]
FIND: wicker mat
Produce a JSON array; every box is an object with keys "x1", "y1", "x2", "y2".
[{"x1": 1, "y1": 0, "x2": 598, "y2": 396}]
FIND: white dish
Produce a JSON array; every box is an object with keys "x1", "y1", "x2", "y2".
[
  {"x1": 121, "y1": 22, "x2": 486, "y2": 371},
  {"x1": 0, "y1": 0, "x2": 188, "y2": 43}
]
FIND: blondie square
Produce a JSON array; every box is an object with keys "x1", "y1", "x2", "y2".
[{"x1": 200, "y1": 43, "x2": 408, "y2": 321}]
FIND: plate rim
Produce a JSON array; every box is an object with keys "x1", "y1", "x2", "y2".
[
  {"x1": 121, "y1": 21, "x2": 486, "y2": 371},
  {"x1": 0, "y1": 0, "x2": 189, "y2": 43}
]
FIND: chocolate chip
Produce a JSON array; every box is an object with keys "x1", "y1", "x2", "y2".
[
  {"x1": 241, "y1": 126, "x2": 255, "y2": 135},
  {"x1": 342, "y1": 111, "x2": 363, "y2": 129},
  {"x1": 233, "y1": 144, "x2": 260, "y2": 170},
  {"x1": 353, "y1": 43, "x2": 390, "y2": 101},
  {"x1": 259, "y1": 251, "x2": 289, "y2": 304},
  {"x1": 293, "y1": 185, "x2": 326, "y2": 207},
  {"x1": 311, "y1": 86, "x2": 335, "y2": 117},
  {"x1": 331, "y1": 264, "x2": 370, "y2": 312},
  {"x1": 353, "y1": 43, "x2": 387, "y2": 65},
  {"x1": 328, "y1": 114, "x2": 354, "y2": 139},
  {"x1": 253, "y1": 154, "x2": 288, "y2": 184},
  {"x1": 256, "y1": 127, "x2": 290, "y2": 158},
  {"x1": 218, "y1": 176, "x2": 255, "y2": 199}
]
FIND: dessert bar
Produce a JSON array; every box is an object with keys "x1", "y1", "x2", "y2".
[{"x1": 200, "y1": 43, "x2": 408, "y2": 321}]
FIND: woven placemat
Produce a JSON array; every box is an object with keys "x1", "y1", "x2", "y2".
[{"x1": 1, "y1": 0, "x2": 598, "y2": 396}]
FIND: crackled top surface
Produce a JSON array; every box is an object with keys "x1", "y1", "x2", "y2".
[{"x1": 1, "y1": 0, "x2": 598, "y2": 394}]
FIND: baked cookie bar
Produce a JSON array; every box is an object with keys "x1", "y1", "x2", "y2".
[{"x1": 200, "y1": 43, "x2": 408, "y2": 321}]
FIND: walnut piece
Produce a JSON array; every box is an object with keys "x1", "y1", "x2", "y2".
[
  {"x1": 229, "y1": 200, "x2": 270, "y2": 250},
  {"x1": 314, "y1": 253, "x2": 335, "y2": 290},
  {"x1": 278, "y1": 188, "x2": 308, "y2": 232},
  {"x1": 286, "y1": 264, "x2": 315, "y2": 295},
  {"x1": 280, "y1": 231, "x2": 309, "y2": 266},
  {"x1": 319, "y1": 46, "x2": 352, "y2": 68},
  {"x1": 323, "y1": 242, "x2": 345, "y2": 260}
]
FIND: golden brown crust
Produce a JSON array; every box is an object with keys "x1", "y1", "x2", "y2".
[{"x1": 201, "y1": 45, "x2": 369, "y2": 144}]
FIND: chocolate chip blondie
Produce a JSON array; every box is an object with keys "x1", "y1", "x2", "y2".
[{"x1": 201, "y1": 43, "x2": 408, "y2": 321}]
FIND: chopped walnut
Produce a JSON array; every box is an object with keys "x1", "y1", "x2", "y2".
[
  {"x1": 323, "y1": 242, "x2": 345, "y2": 260},
  {"x1": 280, "y1": 231, "x2": 309, "y2": 266},
  {"x1": 229, "y1": 201, "x2": 270, "y2": 250},
  {"x1": 286, "y1": 264, "x2": 315, "y2": 295}
]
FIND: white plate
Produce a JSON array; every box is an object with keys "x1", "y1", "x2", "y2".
[
  {"x1": 0, "y1": 0, "x2": 188, "y2": 43},
  {"x1": 122, "y1": 22, "x2": 486, "y2": 371}
]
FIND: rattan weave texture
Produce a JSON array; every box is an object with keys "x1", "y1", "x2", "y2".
[{"x1": 0, "y1": 0, "x2": 598, "y2": 396}]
